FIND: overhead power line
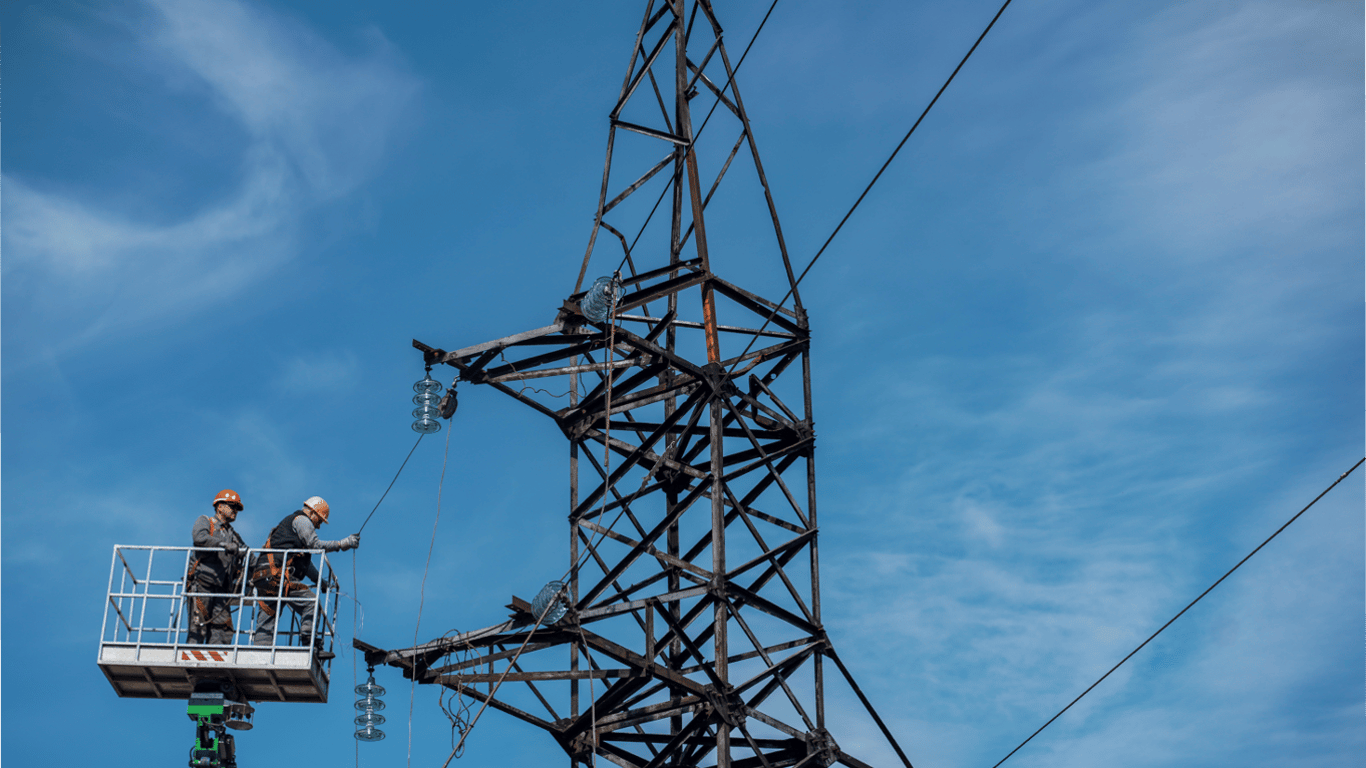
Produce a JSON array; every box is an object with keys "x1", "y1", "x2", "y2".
[
  {"x1": 729, "y1": 0, "x2": 1015, "y2": 371},
  {"x1": 989, "y1": 456, "x2": 1366, "y2": 768}
]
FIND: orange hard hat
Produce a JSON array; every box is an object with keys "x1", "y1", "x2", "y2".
[
  {"x1": 303, "y1": 496, "x2": 330, "y2": 523},
  {"x1": 214, "y1": 489, "x2": 243, "y2": 510}
]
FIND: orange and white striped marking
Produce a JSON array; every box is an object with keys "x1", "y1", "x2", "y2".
[{"x1": 180, "y1": 649, "x2": 228, "y2": 662}]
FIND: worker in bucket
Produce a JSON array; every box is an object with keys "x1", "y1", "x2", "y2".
[
  {"x1": 186, "y1": 489, "x2": 249, "y2": 644},
  {"x1": 250, "y1": 496, "x2": 359, "y2": 660}
]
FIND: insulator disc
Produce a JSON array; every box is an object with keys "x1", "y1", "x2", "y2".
[
  {"x1": 412, "y1": 418, "x2": 441, "y2": 434},
  {"x1": 413, "y1": 376, "x2": 444, "y2": 395},
  {"x1": 355, "y1": 726, "x2": 386, "y2": 742}
]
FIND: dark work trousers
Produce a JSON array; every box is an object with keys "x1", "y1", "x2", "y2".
[
  {"x1": 185, "y1": 567, "x2": 238, "y2": 644},
  {"x1": 252, "y1": 578, "x2": 317, "y2": 647}
]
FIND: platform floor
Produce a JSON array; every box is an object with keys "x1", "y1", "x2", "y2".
[{"x1": 98, "y1": 642, "x2": 330, "y2": 703}]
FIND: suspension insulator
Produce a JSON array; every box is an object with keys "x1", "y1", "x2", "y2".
[
  {"x1": 412, "y1": 370, "x2": 444, "y2": 434},
  {"x1": 354, "y1": 667, "x2": 387, "y2": 742}
]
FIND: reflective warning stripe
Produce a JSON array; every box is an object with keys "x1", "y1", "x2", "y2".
[{"x1": 180, "y1": 649, "x2": 228, "y2": 662}]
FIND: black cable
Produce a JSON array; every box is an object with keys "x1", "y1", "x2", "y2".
[
  {"x1": 989, "y1": 456, "x2": 1365, "y2": 768},
  {"x1": 728, "y1": 0, "x2": 1014, "y2": 373},
  {"x1": 357, "y1": 432, "x2": 425, "y2": 534}
]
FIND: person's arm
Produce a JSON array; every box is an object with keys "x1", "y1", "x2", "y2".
[{"x1": 293, "y1": 515, "x2": 351, "y2": 552}]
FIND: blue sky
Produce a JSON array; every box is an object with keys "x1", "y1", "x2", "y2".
[{"x1": 3, "y1": 1, "x2": 1362, "y2": 766}]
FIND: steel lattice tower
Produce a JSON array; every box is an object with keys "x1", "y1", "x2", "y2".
[{"x1": 360, "y1": 3, "x2": 907, "y2": 767}]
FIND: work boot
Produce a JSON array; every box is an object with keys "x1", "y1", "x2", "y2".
[{"x1": 313, "y1": 639, "x2": 335, "y2": 662}]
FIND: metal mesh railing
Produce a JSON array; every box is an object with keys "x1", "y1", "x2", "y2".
[{"x1": 100, "y1": 544, "x2": 338, "y2": 659}]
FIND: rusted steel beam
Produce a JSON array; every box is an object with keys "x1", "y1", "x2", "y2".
[
  {"x1": 604, "y1": 152, "x2": 678, "y2": 215},
  {"x1": 612, "y1": 18, "x2": 678, "y2": 120}
]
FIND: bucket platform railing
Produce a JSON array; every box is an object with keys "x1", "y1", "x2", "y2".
[{"x1": 97, "y1": 544, "x2": 338, "y2": 703}]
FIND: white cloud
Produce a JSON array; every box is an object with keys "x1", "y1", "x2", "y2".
[{"x1": 2, "y1": 0, "x2": 419, "y2": 360}]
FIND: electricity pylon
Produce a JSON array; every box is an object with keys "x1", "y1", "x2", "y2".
[{"x1": 360, "y1": 3, "x2": 910, "y2": 766}]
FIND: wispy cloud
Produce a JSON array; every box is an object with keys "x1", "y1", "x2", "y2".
[
  {"x1": 815, "y1": 1, "x2": 1360, "y2": 764},
  {"x1": 3, "y1": 0, "x2": 419, "y2": 362}
]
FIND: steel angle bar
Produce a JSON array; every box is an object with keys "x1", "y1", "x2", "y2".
[
  {"x1": 724, "y1": 531, "x2": 816, "y2": 582},
  {"x1": 600, "y1": 220, "x2": 643, "y2": 280},
  {"x1": 824, "y1": 648, "x2": 915, "y2": 768},
  {"x1": 592, "y1": 695, "x2": 705, "y2": 732},
  {"x1": 736, "y1": 721, "x2": 779, "y2": 768},
  {"x1": 604, "y1": 152, "x2": 678, "y2": 215},
  {"x1": 617, "y1": 314, "x2": 797, "y2": 340},
  {"x1": 721, "y1": 397, "x2": 809, "y2": 525},
  {"x1": 481, "y1": 339, "x2": 605, "y2": 380},
  {"x1": 687, "y1": 63, "x2": 741, "y2": 118},
  {"x1": 426, "y1": 642, "x2": 559, "y2": 676},
  {"x1": 612, "y1": 18, "x2": 678, "y2": 120},
  {"x1": 646, "y1": 63, "x2": 672, "y2": 128},
  {"x1": 580, "y1": 521, "x2": 714, "y2": 581},
  {"x1": 489, "y1": 356, "x2": 649, "y2": 384},
  {"x1": 723, "y1": 585, "x2": 821, "y2": 645},
  {"x1": 437, "y1": 680, "x2": 563, "y2": 733},
  {"x1": 704, "y1": 131, "x2": 749, "y2": 210},
  {"x1": 720, "y1": 437, "x2": 815, "y2": 486},
  {"x1": 722, "y1": 486, "x2": 815, "y2": 621},
  {"x1": 642, "y1": 716, "x2": 716, "y2": 768},
  {"x1": 730, "y1": 641, "x2": 818, "y2": 699},
  {"x1": 613, "y1": 118, "x2": 690, "y2": 146},
  {"x1": 707, "y1": 27, "x2": 802, "y2": 306},
  {"x1": 578, "y1": 585, "x2": 710, "y2": 622},
  {"x1": 748, "y1": 375, "x2": 801, "y2": 424},
  {"x1": 577, "y1": 479, "x2": 711, "y2": 608},
  {"x1": 617, "y1": 272, "x2": 710, "y2": 317},
  {"x1": 756, "y1": 349, "x2": 803, "y2": 387},
  {"x1": 413, "y1": 324, "x2": 565, "y2": 366},
  {"x1": 617, "y1": 257, "x2": 702, "y2": 290},
  {"x1": 719, "y1": 338, "x2": 809, "y2": 378},
  {"x1": 509, "y1": 658, "x2": 562, "y2": 722},
  {"x1": 727, "y1": 601, "x2": 817, "y2": 731},
  {"x1": 834, "y1": 751, "x2": 879, "y2": 768},
  {"x1": 684, "y1": 37, "x2": 721, "y2": 94},
  {"x1": 709, "y1": 277, "x2": 802, "y2": 325},
  {"x1": 575, "y1": 359, "x2": 676, "y2": 418},
  {"x1": 440, "y1": 669, "x2": 634, "y2": 683},
  {"x1": 647, "y1": 598, "x2": 725, "y2": 690},
  {"x1": 743, "y1": 707, "x2": 807, "y2": 741},
  {"x1": 725, "y1": 499, "x2": 805, "y2": 536}
]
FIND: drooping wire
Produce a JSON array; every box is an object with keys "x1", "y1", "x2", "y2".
[
  {"x1": 352, "y1": 429, "x2": 427, "y2": 767},
  {"x1": 988, "y1": 457, "x2": 1365, "y2": 768},
  {"x1": 408, "y1": 422, "x2": 455, "y2": 768},
  {"x1": 727, "y1": 0, "x2": 1015, "y2": 375},
  {"x1": 359, "y1": 432, "x2": 426, "y2": 534}
]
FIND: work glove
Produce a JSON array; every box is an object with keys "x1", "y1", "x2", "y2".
[
  {"x1": 223, "y1": 539, "x2": 241, "y2": 554},
  {"x1": 342, "y1": 533, "x2": 360, "y2": 551},
  {"x1": 319, "y1": 578, "x2": 331, "y2": 594}
]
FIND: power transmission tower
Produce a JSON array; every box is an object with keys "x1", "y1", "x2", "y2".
[{"x1": 360, "y1": 3, "x2": 908, "y2": 767}]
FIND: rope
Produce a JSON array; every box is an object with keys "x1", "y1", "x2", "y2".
[
  {"x1": 726, "y1": 0, "x2": 1015, "y2": 375},
  {"x1": 988, "y1": 457, "x2": 1365, "y2": 768},
  {"x1": 408, "y1": 423, "x2": 454, "y2": 768},
  {"x1": 437, "y1": 281, "x2": 629, "y2": 766}
]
